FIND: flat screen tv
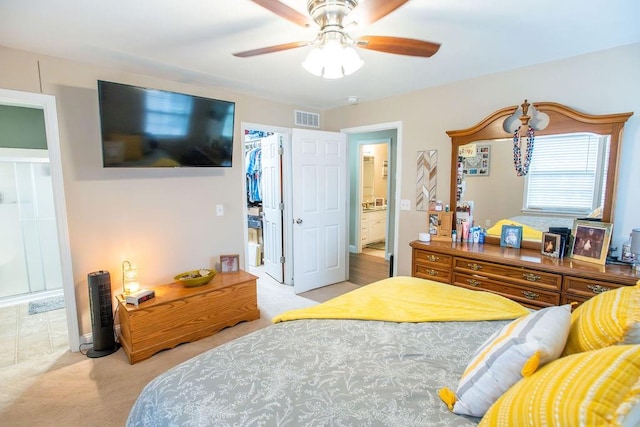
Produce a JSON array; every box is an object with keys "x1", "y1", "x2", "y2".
[{"x1": 97, "y1": 80, "x2": 235, "y2": 167}]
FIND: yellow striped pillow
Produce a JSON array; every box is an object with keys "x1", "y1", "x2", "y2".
[
  {"x1": 479, "y1": 345, "x2": 640, "y2": 427},
  {"x1": 563, "y1": 283, "x2": 640, "y2": 356},
  {"x1": 438, "y1": 305, "x2": 571, "y2": 417}
]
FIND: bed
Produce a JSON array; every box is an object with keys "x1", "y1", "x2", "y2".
[{"x1": 127, "y1": 277, "x2": 640, "y2": 426}]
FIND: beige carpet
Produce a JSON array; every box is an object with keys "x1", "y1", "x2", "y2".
[{"x1": 0, "y1": 277, "x2": 360, "y2": 427}]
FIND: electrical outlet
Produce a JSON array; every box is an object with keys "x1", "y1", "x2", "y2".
[
  {"x1": 485, "y1": 219, "x2": 491, "y2": 227},
  {"x1": 400, "y1": 199, "x2": 410, "y2": 211},
  {"x1": 216, "y1": 204, "x2": 224, "y2": 216}
]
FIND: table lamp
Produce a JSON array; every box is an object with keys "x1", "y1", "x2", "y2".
[{"x1": 122, "y1": 260, "x2": 140, "y2": 294}]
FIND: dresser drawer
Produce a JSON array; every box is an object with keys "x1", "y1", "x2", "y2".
[
  {"x1": 563, "y1": 276, "x2": 625, "y2": 299},
  {"x1": 453, "y1": 272, "x2": 560, "y2": 308},
  {"x1": 454, "y1": 258, "x2": 561, "y2": 291},
  {"x1": 414, "y1": 265, "x2": 451, "y2": 284},
  {"x1": 414, "y1": 250, "x2": 453, "y2": 269}
]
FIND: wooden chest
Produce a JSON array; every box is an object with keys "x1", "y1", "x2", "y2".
[{"x1": 116, "y1": 270, "x2": 260, "y2": 364}]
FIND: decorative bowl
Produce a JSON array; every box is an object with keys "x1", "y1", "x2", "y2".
[{"x1": 174, "y1": 269, "x2": 216, "y2": 287}]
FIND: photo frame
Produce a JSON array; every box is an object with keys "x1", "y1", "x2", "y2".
[
  {"x1": 220, "y1": 254, "x2": 240, "y2": 273},
  {"x1": 541, "y1": 232, "x2": 562, "y2": 258},
  {"x1": 569, "y1": 220, "x2": 612, "y2": 265},
  {"x1": 500, "y1": 225, "x2": 523, "y2": 248}
]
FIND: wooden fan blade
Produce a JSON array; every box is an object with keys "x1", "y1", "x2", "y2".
[
  {"x1": 250, "y1": 0, "x2": 313, "y2": 27},
  {"x1": 233, "y1": 41, "x2": 310, "y2": 58},
  {"x1": 356, "y1": 36, "x2": 441, "y2": 57},
  {"x1": 348, "y1": 0, "x2": 409, "y2": 26}
]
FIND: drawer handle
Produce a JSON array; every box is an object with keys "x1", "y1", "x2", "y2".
[
  {"x1": 521, "y1": 291, "x2": 540, "y2": 300},
  {"x1": 587, "y1": 284, "x2": 611, "y2": 294},
  {"x1": 467, "y1": 279, "x2": 481, "y2": 287},
  {"x1": 468, "y1": 263, "x2": 482, "y2": 271},
  {"x1": 427, "y1": 269, "x2": 438, "y2": 276},
  {"x1": 427, "y1": 255, "x2": 440, "y2": 262},
  {"x1": 523, "y1": 273, "x2": 541, "y2": 282}
]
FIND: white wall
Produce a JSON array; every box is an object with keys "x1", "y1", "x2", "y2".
[{"x1": 326, "y1": 43, "x2": 640, "y2": 276}]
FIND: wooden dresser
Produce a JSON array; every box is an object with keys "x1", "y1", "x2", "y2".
[
  {"x1": 116, "y1": 270, "x2": 260, "y2": 364},
  {"x1": 411, "y1": 240, "x2": 639, "y2": 309}
]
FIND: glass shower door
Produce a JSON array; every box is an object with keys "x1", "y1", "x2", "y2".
[{"x1": 0, "y1": 156, "x2": 62, "y2": 299}]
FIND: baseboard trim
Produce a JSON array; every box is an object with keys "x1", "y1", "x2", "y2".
[{"x1": 78, "y1": 325, "x2": 120, "y2": 349}]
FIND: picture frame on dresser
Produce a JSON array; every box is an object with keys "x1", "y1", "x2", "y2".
[
  {"x1": 541, "y1": 232, "x2": 562, "y2": 258},
  {"x1": 220, "y1": 254, "x2": 240, "y2": 273},
  {"x1": 500, "y1": 225, "x2": 523, "y2": 248},
  {"x1": 569, "y1": 220, "x2": 612, "y2": 265}
]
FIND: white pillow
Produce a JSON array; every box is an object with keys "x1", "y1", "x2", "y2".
[{"x1": 439, "y1": 304, "x2": 571, "y2": 417}]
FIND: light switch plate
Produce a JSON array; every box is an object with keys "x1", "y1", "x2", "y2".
[
  {"x1": 216, "y1": 204, "x2": 224, "y2": 216},
  {"x1": 400, "y1": 199, "x2": 410, "y2": 211}
]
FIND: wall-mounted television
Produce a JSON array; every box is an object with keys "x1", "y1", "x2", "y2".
[{"x1": 97, "y1": 80, "x2": 235, "y2": 167}]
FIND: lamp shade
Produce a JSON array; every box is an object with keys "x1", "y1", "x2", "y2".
[
  {"x1": 528, "y1": 105, "x2": 550, "y2": 131},
  {"x1": 503, "y1": 107, "x2": 522, "y2": 133},
  {"x1": 122, "y1": 260, "x2": 140, "y2": 294},
  {"x1": 302, "y1": 41, "x2": 363, "y2": 79}
]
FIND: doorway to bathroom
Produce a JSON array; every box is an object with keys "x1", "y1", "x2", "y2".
[
  {"x1": 358, "y1": 140, "x2": 390, "y2": 259},
  {"x1": 0, "y1": 88, "x2": 78, "y2": 363}
]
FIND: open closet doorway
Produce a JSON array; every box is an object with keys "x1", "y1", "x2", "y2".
[
  {"x1": 241, "y1": 123, "x2": 291, "y2": 286},
  {"x1": 240, "y1": 120, "x2": 398, "y2": 290}
]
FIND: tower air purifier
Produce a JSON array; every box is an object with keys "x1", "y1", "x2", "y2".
[{"x1": 87, "y1": 270, "x2": 119, "y2": 358}]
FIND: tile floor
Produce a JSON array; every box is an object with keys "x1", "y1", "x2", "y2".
[{"x1": 0, "y1": 302, "x2": 69, "y2": 368}]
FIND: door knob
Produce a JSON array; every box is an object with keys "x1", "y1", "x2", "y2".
[{"x1": 296, "y1": 218, "x2": 303, "y2": 224}]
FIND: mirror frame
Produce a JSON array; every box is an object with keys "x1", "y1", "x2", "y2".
[{"x1": 447, "y1": 101, "x2": 632, "y2": 245}]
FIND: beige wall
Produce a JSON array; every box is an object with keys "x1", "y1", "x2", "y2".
[
  {"x1": 0, "y1": 46, "x2": 320, "y2": 337},
  {"x1": 325, "y1": 43, "x2": 640, "y2": 276},
  {"x1": 2, "y1": 43, "x2": 640, "y2": 340}
]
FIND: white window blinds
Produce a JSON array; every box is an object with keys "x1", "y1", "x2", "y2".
[{"x1": 523, "y1": 133, "x2": 609, "y2": 215}]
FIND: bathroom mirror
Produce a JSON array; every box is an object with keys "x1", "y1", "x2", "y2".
[
  {"x1": 362, "y1": 155, "x2": 374, "y2": 199},
  {"x1": 447, "y1": 102, "x2": 632, "y2": 247}
]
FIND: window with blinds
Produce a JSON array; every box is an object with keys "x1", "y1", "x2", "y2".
[
  {"x1": 523, "y1": 133, "x2": 609, "y2": 216},
  {"x1": 144, "y1": 90, "x2": 193, "y2": 137}
]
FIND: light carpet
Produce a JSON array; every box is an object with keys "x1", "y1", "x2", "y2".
[{"x1": 0, "y1": 278, "x2": 360, "y2": 427}]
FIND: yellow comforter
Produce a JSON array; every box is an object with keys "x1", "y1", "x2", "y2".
[
  {"x1": 273, "y1": 276, "x2": 529, "y2": 323},
  {"x1": 486, "y1": 219, "x2": 543, "y2": 241}
]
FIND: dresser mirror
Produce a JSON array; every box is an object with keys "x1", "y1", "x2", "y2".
[{"x1": 447, "y1": 102, "x2": 632, "y2": 248}]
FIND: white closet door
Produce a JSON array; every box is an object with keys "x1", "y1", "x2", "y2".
[{"x1": 261, "y1": 134, "x2": 284, "y2": 283}]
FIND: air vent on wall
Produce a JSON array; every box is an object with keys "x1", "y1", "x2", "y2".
[{"x1": 295, "y1": 110, "x2": 320, "y2": 128}]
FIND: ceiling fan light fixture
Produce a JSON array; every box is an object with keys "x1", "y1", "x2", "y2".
[
  {"x1": 302, "y1": 38, "x2": 363, "y2": 79},
  {"x1": 302, "y1": 47, "x2": 325, "y2": 77},
  {"x1": 340, "y1": 45, "x2": 364, "y2": 75}
]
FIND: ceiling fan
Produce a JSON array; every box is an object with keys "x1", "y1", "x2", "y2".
[{"x1": 233, "y1": 0, "x2": 441, "y2": 78}]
